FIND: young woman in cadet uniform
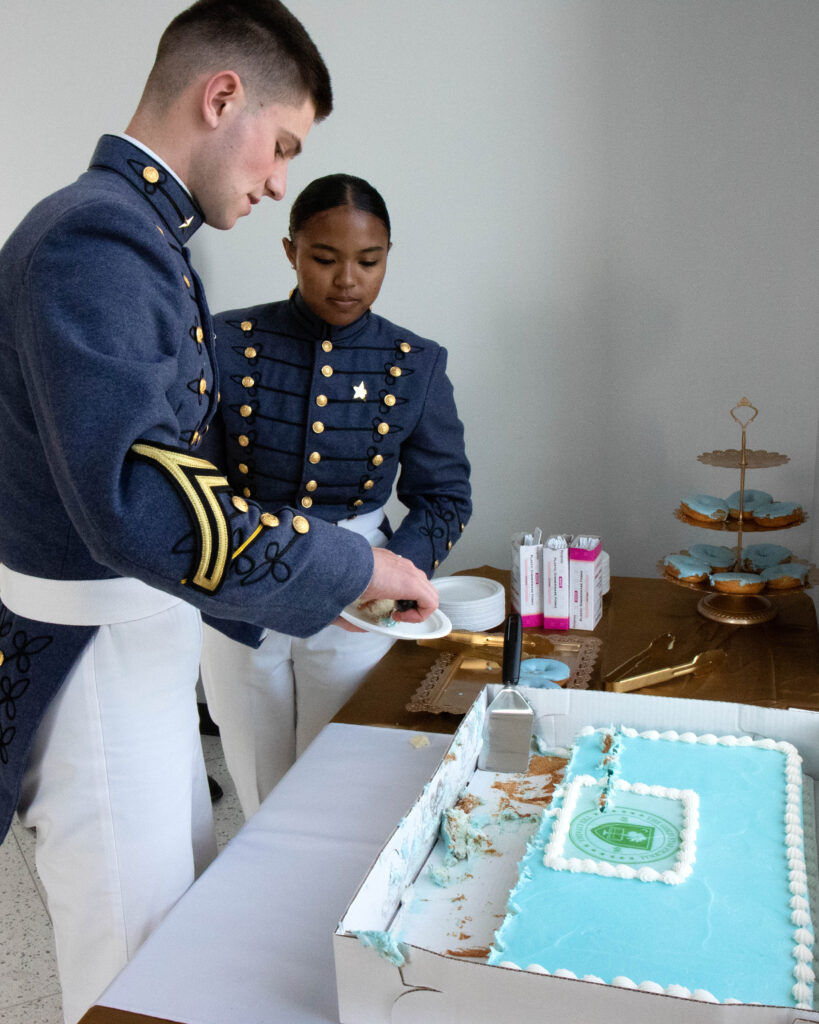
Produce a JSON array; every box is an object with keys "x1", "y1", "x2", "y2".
[{"x1": 200, "y1": 174, "x2": 472, "y2": 817}]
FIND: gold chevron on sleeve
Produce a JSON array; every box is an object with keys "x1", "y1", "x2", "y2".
[{"x1": 130, "y1": 441, "x2": 233, "y2": 593}]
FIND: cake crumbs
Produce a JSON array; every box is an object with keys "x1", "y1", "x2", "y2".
[
  {"x1": 454, "y1": 793, "x2": 483, "y2": 815},
  {"x1": 446, "y1": 947, "x2": 491, "y2": 959}
]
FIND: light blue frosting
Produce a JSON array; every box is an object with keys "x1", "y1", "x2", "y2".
[
  {"x1": 687, "y1": 544, "x2": 735, "y2": 569},
  {"x1": 761, "y1": 563, "x2": 808, "y2": 584},
  {"x1": 727, "y1": 489, "x2": 773, "y2": 511},
  {"x1": 681, "y1": 493, "x2": 729, "y2": 519},
  {"x1": 488, "y1": 728, "x2": 807, "y2": 1006},
  {"x1": 743, "y1": 543, "x2": 792, "y2": 570},
  {"x1": 753, "y1": 501, "x2": 802, "y2": 522},
  {"x1": 663, "y1": 554, "x2": 710, "y2": 579},
  {"x1": 354, "y1": 930, "x2": 408, "y2": 967},
  {"x1": 519, "y1": 658, "x2": 570, "y2": 688},
  {"x1": 709, "y1": 572, "x2": 763, "y2": 588}
]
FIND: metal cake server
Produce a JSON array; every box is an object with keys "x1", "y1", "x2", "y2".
[{"x1": 477, "y1": 613, "x2": 534, "y2": 773}]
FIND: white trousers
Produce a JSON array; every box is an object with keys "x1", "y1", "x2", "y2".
[
  {"x1": 200, "y1": 511, "x2": 395, "y2": 818},
  {"x1": 16, "y1": 598, "x2": 214, "y2": 1024}
]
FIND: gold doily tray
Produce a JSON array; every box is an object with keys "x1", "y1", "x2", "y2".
[
  {"x1": 697, "y1": 448, "x2": 789, "y2": 469},
  {"x1": 674, "y1": 505, "x2": 807, "y2": 532},
  {"x1": 657, "y1": 557, "x2": 819, "y2": 595},
  {"x1": 406, "y1": 635, "x2": 602, "y2": 716}
]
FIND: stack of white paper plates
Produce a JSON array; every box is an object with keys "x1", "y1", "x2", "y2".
[{"x1": 432, "y1": 576, "x2": 506, "y2": 631}]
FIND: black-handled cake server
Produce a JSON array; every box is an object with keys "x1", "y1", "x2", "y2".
[{"x1": 478, "y1": 612, "x2": 534, "y2": 773}]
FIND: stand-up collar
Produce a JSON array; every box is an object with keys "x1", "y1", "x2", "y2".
[
  {"x1": 89, "y1": 135, "x2": 204, "y2": 245},
  {"x1": 290, "y1": 288, "x2": 371, "y2": 342}
]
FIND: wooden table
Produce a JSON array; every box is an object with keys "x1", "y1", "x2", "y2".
[{"x1": 333, "y1": 568, "x2": 819, "y2": 734}]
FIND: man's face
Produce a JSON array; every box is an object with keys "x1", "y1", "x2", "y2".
[{"x1": 191, "y1": 96, "x2": 315, "y2": 230}]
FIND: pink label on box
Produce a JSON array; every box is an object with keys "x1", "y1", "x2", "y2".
[
  {"x1": 569, "y1": 542, "x2": 602, "y2": 562},
  {"x1": 520, "y1": 613, "x2": 542, "y2": 628},
  {"x1": 543, "y1": 616, "x2": 570, "y2": 629}
]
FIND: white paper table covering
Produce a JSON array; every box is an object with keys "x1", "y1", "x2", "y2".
[{"x1": 92, "y1": 723, "x2": 451, "y2": 1023}]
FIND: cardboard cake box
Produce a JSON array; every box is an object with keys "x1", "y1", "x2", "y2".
[{"x1": 334, "y1": 687, "x2": 819, "y2": 1024}]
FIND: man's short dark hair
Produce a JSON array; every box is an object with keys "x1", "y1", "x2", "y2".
[{"x1": 144, "y1": 0, "x2": 332, "y2": 119}]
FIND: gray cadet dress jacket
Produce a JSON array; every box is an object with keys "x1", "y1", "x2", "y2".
[
  {"x1": 0, "y1": 136, "x2": 373, "y2": 840},
  {"x1": 201, "y1": 291, "x2": 472, "y2": 645}
]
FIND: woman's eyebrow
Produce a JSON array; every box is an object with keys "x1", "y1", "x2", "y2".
[{"x1": 309, "y1": 243, "x2": 387, "y2": 253}]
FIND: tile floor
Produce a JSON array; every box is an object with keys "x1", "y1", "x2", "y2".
[{"x1": 0, "y1": 733, "x2": 244, "y2": 1024}]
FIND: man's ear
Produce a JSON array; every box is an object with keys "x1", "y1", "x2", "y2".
[{"x1": 200, "y1": 70, "x2": 244, "y2": 129}]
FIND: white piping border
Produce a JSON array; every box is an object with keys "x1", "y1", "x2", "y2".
[{"x1": 543, "y1": 773, "x2": 699, "y2": 885}]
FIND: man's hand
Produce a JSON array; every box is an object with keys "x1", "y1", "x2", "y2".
[{"x1": 334, "y1": 547, "x2": 439, "y2": 631}]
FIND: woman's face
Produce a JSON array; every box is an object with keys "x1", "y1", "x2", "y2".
[{"x1": 283, "y1": 205, "x2": 391, "y2": 327}]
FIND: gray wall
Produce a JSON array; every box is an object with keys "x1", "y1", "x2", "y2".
[{"x1": 4, "y1": 1, "x2": 819, "y2": 585}]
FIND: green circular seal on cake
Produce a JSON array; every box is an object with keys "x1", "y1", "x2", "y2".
[{"x1": 569, "y1": 805, "x2": 680, "y2": 866}]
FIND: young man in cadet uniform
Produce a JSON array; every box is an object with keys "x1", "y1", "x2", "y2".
[{"x1": 0, "y1": 3, "x2": 437, "y2": 1021}]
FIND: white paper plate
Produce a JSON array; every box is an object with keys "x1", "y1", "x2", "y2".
[
  {"x1": 432, "y1": 576, "x2": 505, "y2": 606},
  {"x1": 339, "y1": 604, "x2": 452, "y2": 639},
  {"x1": 433, "y1": 576, "x2": 506, "y2": 630}
]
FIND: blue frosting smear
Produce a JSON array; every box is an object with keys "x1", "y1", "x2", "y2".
[
  {"x1": 489, "y1": 728, "x2": 809, "y2": 1007},
  {"x1": 354, "y1": 930, "x2": 408, "y2": 966},
  {"x1": 519, "y1": 658, "x2": 570, "y2": 688}
]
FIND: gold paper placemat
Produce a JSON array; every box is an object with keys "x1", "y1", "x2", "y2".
[{"x1": 407, "y1": 635, "x2": 602, "y2": 715}]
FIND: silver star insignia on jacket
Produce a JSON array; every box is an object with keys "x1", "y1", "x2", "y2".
[{"x1": 353, "y1": 381, "x2": 367, "y2": 400}]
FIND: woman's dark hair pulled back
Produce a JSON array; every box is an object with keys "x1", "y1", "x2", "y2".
[{"x1": 288, "y1": 174, "x2": 391, "y2": 239}]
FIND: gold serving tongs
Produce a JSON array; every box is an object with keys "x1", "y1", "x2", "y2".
[
  {"x1": 605, "y1": 633, "x2": 676, "y2": 684},
  {"x1": 609, "y1": 649, "x2": 727, "y2": 693},
  {"x1": 417, "y1": 629, "x2": 540, "y2": 656}
]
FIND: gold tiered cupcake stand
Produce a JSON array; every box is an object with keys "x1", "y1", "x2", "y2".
[{"x1": 661, "y1": 398, "x2": 813, "y2": 626}]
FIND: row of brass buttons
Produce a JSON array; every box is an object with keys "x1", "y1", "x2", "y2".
[
  {"x1": 157, "y1": 223, "x2": 209, "y2": 448},
  {"x1": 237, "y1": 330, "x2": 405, "y2": 512},
  {"x1": 307, "y1": 339, "x2": 390, "y2": 507},
  {"x1": 231, "y1": 494, "x2": 310, "y2": 534}
]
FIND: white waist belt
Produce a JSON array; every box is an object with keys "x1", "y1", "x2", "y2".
[
  {"x1": 0, "y1": 565, "x2": 182, "y2": 626},
  {"x1": 335, "y1": 506, "x2": 386, "y2": 537}
]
